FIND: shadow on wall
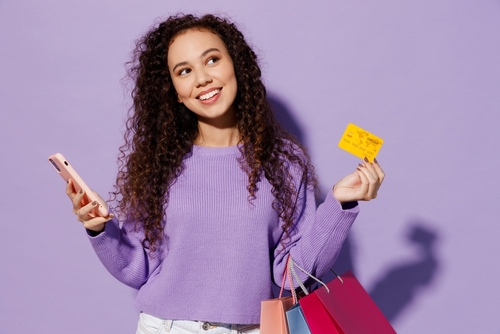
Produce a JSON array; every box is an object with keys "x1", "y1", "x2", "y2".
[
  {"x1": 321, "y1": 222, "x2": 439, "y2": 324},
  {"x1": 368, "y1": 223, "x2": 439, "y2": 322},
  {"x1": 268, "y1": 94, "x2": 305, "y2": 146},
  {"x1": 268, "y1": 93, "x2": 439, "y2": 324}
]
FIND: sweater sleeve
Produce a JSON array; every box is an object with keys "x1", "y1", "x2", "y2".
[
  {"x1": 272, "y1": 175, "x2": 359, "y2": 287},
  {"x1": 87, "y1": 216, "x2": 161, "y2": 289}
]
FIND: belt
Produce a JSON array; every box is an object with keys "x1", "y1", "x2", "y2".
[{"x1": 201, "y1": 321, "x2": 259, "y2": 332}]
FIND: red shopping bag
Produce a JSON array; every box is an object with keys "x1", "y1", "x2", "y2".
[
  {"x1": 299, "y1": 270, "x2": 396, "y2": 334},
  {"x1": 298, "y1": 292, "x2": 341, "y2": 334}
]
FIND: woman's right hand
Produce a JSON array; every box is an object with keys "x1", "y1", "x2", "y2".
[{"x1": 66, "y1": 179, "x2": 114, "y2": 233}]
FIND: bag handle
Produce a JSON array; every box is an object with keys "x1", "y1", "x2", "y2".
[
  {"x1": 288, "y1": 257, "x2": 309, "y2": 298},
  {"x1": 329, "y1": 268, "x2": 344, "y2": 284},
  {"x1": 278, "y1": 256, "x2": 340, "y2": 302},
  {"x1": 288, "y1": 257, "x2": 330, "y2": 294},
  {"x1": 278, "y1": 254, "x2": 298, "y2": 304}
]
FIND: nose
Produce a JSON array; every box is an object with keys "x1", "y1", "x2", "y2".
[{"x1": 195, "y1": 68, "x2": 212, "y2": 87}]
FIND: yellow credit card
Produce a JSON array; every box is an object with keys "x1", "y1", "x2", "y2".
[{"x1": 338, "y1": 123, "x2": 384, "y2": 162}]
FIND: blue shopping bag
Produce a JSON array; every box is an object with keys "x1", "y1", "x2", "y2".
[{"x1": 285, "y1": 300, "x2": 312, "y2": 334}]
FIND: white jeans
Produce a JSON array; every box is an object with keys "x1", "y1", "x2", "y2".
[{"x1": 136, "y1": 312, "x2": 260, "y2": 334}]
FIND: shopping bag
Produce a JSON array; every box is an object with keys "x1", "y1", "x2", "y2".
[
  {"x1": 285, "y1": 257, "x2": 311, "y2": 334},
  {"x1": 260, "y1": 296, "x2": 294, "y2": 334},
  {"x1": 287, "y1": 257, "x2": 340, "y2": 334},
  {"x1": 285, "y1": 303, "x2": 312, "y2": 334},
  {"x1": 300, "y1": 270, "x2": 396, "y2": 334},
  {"x1": 260, "y1": 255, "x2": 295, "y2": 334},
  {"x1": 298, "y1": 291, "x2": 341, "y2": 333}
]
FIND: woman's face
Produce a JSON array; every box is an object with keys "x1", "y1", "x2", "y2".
[{"x1": 167, "y1": 29, "x2": 238, "y2": 127}]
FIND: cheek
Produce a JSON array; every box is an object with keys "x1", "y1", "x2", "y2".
[
  {"x1": 225, "y1": 66, "x2": 237, "y2": 82},
  {"x1": 223, "y1": 66, "x2": 238, "y2": 92},
  {"x1": 172, "y1": 79, "x2": 191, "y2": 99}
]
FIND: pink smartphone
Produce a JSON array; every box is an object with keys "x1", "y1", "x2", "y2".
[{"x1": 48, "y1": 153, "x2": 109, "y2": 217}]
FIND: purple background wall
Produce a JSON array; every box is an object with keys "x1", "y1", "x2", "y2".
[{"x1": 1, "y1": 1, "x2": 499, "y2": 333}]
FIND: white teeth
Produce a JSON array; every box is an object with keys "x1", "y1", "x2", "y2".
[{"x1": 199, "y1": 89, "x2": 220, "y2": 100}]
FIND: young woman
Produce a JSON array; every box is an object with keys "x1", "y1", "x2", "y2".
[{"x1": 66, "y1": 14, "x2": 384, "y2": 334}]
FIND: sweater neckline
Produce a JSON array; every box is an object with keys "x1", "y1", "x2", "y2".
[{"x1": 192, "y1": 144, "x2": 242, "y2": 156}]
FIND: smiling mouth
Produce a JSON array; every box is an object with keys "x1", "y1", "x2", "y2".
[{"x1": 198, "y1": 88, "x2": 221, "y2": 101}]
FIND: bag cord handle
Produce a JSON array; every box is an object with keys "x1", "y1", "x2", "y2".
[
  {"x1": 329, "y1": 268, "x2": 344, "y2": 284},
  {"x1": 278, "y1": 254, "x2": 297, "y2": 304},
  {"x1": 289, "y1": 257, "x2": 330, "y2": 294}
]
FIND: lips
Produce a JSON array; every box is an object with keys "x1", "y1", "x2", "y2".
[{"x1": 197, "y1": 88, "x2": 221, "y2": 101}]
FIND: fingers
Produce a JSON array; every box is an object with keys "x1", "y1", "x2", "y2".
[
  {"x1": 357, "y1": 157, "x2": 384, "y2": 200},
  {"x1": 356, "y1": 164, "x2": 377, "y2": 200},
  {"x1": 72, "y1": 189, "x2": 86, "y2": 215},
  {"x1": 67, "y1": 179, "x2": 111, "y2": 232},
  {"x1": 355, "y1": 166, "x2": 370, "y2": 198},
  {"x1": 333, "y1": 158, "x2": 385, "y2": 203},
  {"x1": 76, "y1": 200, "x2": 113, "y2": 232},
  {"x1": 65, "y1": 178, "x2": 76, "y2": 197},
  {"x1": 372, "y1": 158, "x2": 385, "y2": 185},
  {"x1": 76, "y1": 200, "x2": 97, "y2": 222},
  {"x1": 66, "y1": 179, "x2": 84, "y2": 214}
]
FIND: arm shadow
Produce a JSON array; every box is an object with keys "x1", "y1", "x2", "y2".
[
  {"x1": 320, "y1": 221, "x2": 439, "y2": 324},
  {"x1": 367, "y1": 222, "x2": 439, "y2": 322}
]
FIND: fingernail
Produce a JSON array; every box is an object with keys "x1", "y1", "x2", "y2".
[
  {"x1": 364, "y1": 157, "x2": 369, "y2": 163},
  {"x1": 358, "y1": 163, "x2": 364, "y2": 168},
  {"x1": 66, "y1": 179, "x2": 70, "y2": 184},
  {"x1": 92, "y1": 201, "x2": 97, "y2": 206},
  {"x1": 79, "y1": 189, "x2": 83, "y2": 194},
  {"x1": 373, "y1": 158, "x2": 378, "y2": 164}
]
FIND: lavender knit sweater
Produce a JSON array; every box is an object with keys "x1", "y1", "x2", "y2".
[{"x1": 88, "y1": 144, "x2": 359, "y2": 324}]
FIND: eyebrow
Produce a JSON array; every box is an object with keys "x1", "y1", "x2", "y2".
[{"x1": 172, "y1": 47, "x2": 221, "y2": 73}]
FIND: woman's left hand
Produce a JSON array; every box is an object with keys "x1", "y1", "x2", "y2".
[{"x1": 333, "y1": 158, "x2": 385, "y2": 204}]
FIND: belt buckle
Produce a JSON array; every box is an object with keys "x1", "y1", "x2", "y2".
[{"x1": 202, "y1": 322, "x2": 217, "y2": 330}]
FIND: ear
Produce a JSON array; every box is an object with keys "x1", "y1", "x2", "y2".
[{"x1": 177, "y1": 95, "x2": 183, "y2": 103}]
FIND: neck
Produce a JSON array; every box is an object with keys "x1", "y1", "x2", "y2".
[{"x1": 195, "y1": 124, "x2": 240, "y2": 147}]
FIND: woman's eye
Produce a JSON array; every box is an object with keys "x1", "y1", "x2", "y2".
[
  {"x1": 179, "y1": 68, "x2": 191, "y2": 76},
  {"x1": 207, "y1": 57, "x2": 219, "y2": 65}
]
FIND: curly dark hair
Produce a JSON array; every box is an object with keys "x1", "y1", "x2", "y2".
[{"x1": 113, "y1": 13, "x2": 316, "y2": 254}]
